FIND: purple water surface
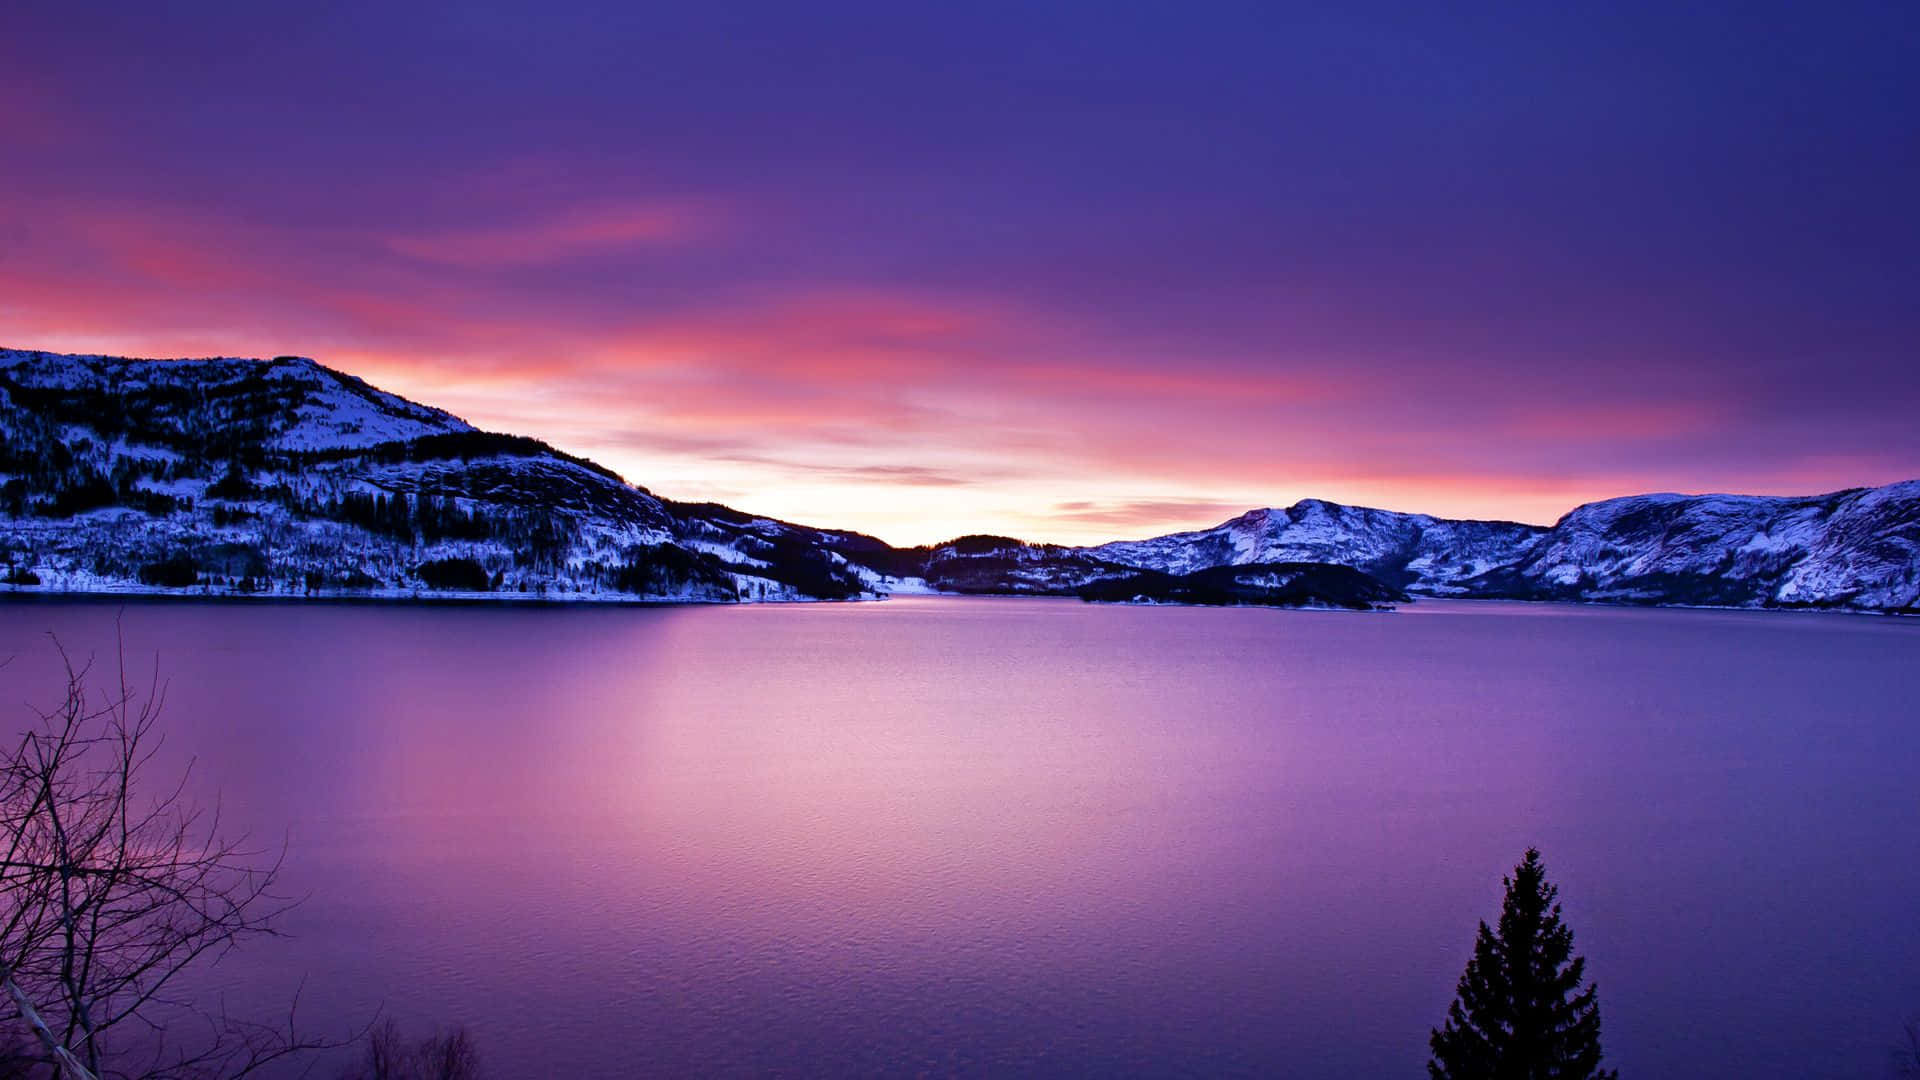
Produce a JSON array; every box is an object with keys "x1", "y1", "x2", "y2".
[{"x1": 1, "y1": 597, "x2": 1916, "y2": 1077}]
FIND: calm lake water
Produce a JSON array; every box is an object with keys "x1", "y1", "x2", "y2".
[{"x1": 1, "y1": 596, "x2": 1916, "y2": 1077}]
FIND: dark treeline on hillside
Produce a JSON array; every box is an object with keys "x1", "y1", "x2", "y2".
[
  {"x1": 1077, "y1": 562, "x2": 1407, "y2": 609},
  {"x1": 0, "y1": 353, "x2": 887, "y2": 601},
  {"x1": 296, "y1": 430, "x2": 630, "y2": 483},
  {"x1": 0, "y1": 361, "x2": 295, "y2": 464}
]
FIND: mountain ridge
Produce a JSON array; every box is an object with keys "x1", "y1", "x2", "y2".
[
  {"x1": 2, "y1": 348, "x2": 1915, "y2": 613},
  {"x1": 0, "y1": 347, "x2": 890, "y2": 603}
]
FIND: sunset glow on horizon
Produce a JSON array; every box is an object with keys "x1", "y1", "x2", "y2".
[{"x1": 4, "y1": 2, "x2": 1917, "y2": 546}]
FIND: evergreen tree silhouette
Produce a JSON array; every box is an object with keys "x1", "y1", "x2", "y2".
[{"x1": 1429, "y1": 848, "x2": 1617, "y2": 1079}]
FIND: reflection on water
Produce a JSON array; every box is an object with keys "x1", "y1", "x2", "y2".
[{"x1": 0, "y1": 597, "x2": 1915, "y2": 1077}]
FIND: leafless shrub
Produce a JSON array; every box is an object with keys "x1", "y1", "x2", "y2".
[
  {"x1": 338, "y1": 1019, "x2": 480, "y2": 1080},
  {"x1": 0, "y1": 637, "x2": 343, "y2": 1078}
]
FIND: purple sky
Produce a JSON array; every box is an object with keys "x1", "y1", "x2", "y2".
[{"x1": 2, "y1": 1, "x2": 1916, "y2": 543}]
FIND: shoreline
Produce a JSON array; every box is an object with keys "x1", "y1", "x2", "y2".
[
  {"x1": 1, "y1": 584, "x2": 1911, "y2": 618},
  {"x1": 0, "y1": 585, "x2": 875, "y2": 610}
]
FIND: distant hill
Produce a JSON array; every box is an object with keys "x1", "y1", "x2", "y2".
[
  {"x1": 2, "y1": 347, "x2": 1915, "y2": 612},
  {"x1": 1088, "y1": 501, "x2": 1545, "y2": 592},
  {"x1": 1076, "y1": 488, "x2": 1920, "y2": 612}
]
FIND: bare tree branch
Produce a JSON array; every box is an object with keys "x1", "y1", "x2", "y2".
[{"x1": 0, "y1": 636, "x2": 350, "y2": 1079}]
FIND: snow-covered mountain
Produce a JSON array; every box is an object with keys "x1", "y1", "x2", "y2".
[
  {"x1": 1464, "y1": 484, "x2": 1920, "y2": 611},
  {"x1": 1064, "y1": 486, "x2": 1920, "y2": 612},
  {"x1": 1088, "y1": 500, "x2": 1546, "y2": 592},
  {"x1": 2, "y1": 347, "x2": 1914, "y2": 612},
  {"x1": 0, "y1": 348, "x2": 893, "y2": 602}
]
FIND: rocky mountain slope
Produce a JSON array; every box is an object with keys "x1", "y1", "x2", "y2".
[
  {"x1": 1459, "y1": 484, "x2": 1920, "y2": 611},
  {"x1": 1088, "y1": 501, "x2": 1546, "y2": 593},
  {"x1": 0, "y1": 349, "x2": 894, "y2": 602}
]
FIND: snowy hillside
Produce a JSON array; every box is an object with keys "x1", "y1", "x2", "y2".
[
  {"x1": 1088, "y1": 500, "x2": 1545, "y2": 592},
  {"x1": 1470, "y1": 483, "x2": 1920, "y2": 611},
  {"x1": 1, "y1": 349, "x2": 474, "y2": 450},
  {"x1": 0, "y1": 348, "x2": 883, "y2": 603}
]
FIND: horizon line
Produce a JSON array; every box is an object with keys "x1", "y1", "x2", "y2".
[{"x1": 4, "y1": 343, "x2": 1915, "y2": 550}]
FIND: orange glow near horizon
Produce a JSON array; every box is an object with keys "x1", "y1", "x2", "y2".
[
  {"x1": 0, "y1": 188, "x2": 1909, "y2": 545},
  {"x1": 2, "y1": 179, "x2": 1915, "y2": 550},
  {"x1": 5, "y1": 299, "x2": 1909, "y2": 546}
]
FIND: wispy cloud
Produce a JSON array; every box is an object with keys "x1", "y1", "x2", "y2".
[
  {"x1": 3, "y1": 183, "x2": 1915, "y2": 547},
  {"x1": 1048, "y1": 499, "x2": 1253, "y2": 530},
  {"x1": 384, "y1": 203, "x2": 710, "y2": 268}
]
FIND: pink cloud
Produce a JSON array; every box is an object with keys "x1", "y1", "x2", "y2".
[
  {"x1": 3, "y1": 192, "x2": 1914, "y2": 546},
  {"x1": 1493, "y1": 400, "x2": 1727, "y2": 442},
  {"x1": 385, "y1": 203, "x2": 709, "y2": 267}
]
